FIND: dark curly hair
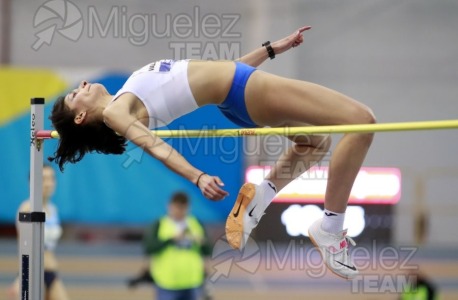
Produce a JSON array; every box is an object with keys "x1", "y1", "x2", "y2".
[{"x1": 48, "y1": 96, "x2": 127, "y2": 171}]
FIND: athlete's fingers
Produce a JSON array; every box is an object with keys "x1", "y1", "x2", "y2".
[
  {"x1": 205, "y1": 189, "x2": 226, "y2": 201},
  {"x1": 202, "y1": 179, "x2": 228, "y2": 201},
  {"x1": 298, "y1": 26, "x2": 312, "y2": 33},
  {"x1": 292, "y1": 40, "x2": 302, "y2": 48},
  {"x1": 214, "y1": 176, "x2": 225, "y2": 186},
  {"x1": 211, "y1": 183, "x2": 229, "y2": 199},
  {"x1": 294, "y1": 26, "x2": 310, "y2": 44},
  {"x1": 203, "y1": 191, "x2": 216, "y2": 200},
  {"x1": 294, "y1": 34, "x2": 303, "y2": 43},
  {"x1": 210, "y1": 176, "x2": 228, "y2": 194},
  {"x1": 201, "y1": 186, "x2": 216, "y2": 200},
  {"x1": 289, "y1": 32, "x2": 304, "y2": 49},
  {"x1": 210, "y1": 186, "x2": 229, "y2": 200}
]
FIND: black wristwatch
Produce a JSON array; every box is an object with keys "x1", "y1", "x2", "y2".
[{"x1": 262, "y1": 41, "x2": 275, "y2": 60}]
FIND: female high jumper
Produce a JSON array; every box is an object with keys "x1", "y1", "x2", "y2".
[{"x1": 49, "y1": 26, "x2": 375, "y2": 280}]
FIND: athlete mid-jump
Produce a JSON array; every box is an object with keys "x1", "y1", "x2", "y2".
[{"x1": 49, "y1": 26, "x2": 375, "y2": 279}]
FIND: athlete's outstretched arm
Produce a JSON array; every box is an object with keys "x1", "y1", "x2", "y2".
[
  {"x1": 236, "y1": 25, "x2": 311, "y2": 67},
  {"x1": 103, "y1": 108, "x2": 228, "y2": 201}
]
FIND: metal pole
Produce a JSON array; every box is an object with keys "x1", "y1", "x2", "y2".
[{"x1": 19, "y1": 98, "x2": 46, "y2": 300}]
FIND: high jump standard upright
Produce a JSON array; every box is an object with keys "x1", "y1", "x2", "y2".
[{"x1": 19, "y1": 98, "x2": 46, "y2": 300}]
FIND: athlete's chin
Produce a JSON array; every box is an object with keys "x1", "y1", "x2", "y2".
[{"x1": 86, "y1": 83, "x2": 106, "y2": 97}]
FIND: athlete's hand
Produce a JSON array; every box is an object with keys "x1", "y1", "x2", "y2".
[
  {"x1": 271, "y1": 25, "x2": 311, "y2": 55},
  {"x1": 197, "y1": 174, "x2": 229, "y2": 201}
]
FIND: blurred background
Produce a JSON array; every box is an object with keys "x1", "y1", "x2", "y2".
[{"x1": 1, "y1": 0, "x2": 457, "y2": 299}]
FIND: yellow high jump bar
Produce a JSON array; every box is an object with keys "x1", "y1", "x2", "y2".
[{"x1": 37, "y1": 119, "x2": 458, "y2": 139}]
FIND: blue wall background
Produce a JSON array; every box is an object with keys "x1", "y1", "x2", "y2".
[{"x1": 0, "y1": 73, "x2": 244, "y2": 225}]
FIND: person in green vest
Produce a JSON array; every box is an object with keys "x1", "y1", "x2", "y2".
[
  {"x1": 143, "y1": 192, "x2": 212, "y2": 300},
  {"x1": 400, "y1": 270, "x2": 439, "y2": 300}
]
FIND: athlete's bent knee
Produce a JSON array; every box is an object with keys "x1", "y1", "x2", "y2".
[
  {"x1": 356, "y1": 106, "x2": 377, "y2": 125},
  {"x1": 352, "y1": 106, "x2": 376, "y2": 146}
]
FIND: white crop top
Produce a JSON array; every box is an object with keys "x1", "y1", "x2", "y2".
[{"x1": 112, "y1": 59, "x2": 198, "y2": 129}]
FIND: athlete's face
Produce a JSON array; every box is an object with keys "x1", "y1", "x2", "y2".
[{"x1": 64, "y1": 80, "x2": 109, "y2": 122}]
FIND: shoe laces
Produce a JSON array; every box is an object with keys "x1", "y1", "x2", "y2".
[
  {"x1": 343, "y1": 235, "x2": 356, "y2": 262},
  {"x1": 345, "y1": 235, "x2": 356, "y2": 247}
]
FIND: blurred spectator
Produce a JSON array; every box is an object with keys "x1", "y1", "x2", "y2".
[
  {"x1": 127, "y1": 192, "x2": 212, "y2": 300},
  {"x1": 400, "y1": 270, "x2": 438, "y2": 300},
  {"x1": 7, "y1": 164, "x2": 70, "y2": 300}
]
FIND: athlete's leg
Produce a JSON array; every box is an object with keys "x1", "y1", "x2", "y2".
[
  {"x1": 225, "y1": 70, "x2": 374, "y2": 254},
  {"x1": 225, "y1": 128, "x2": 331, "y2": 250},
  {"x1": 243, "y1": 71, "x2": 374, "y2": 278},
  {"x1": 245, "y1": 72, "x2": 375, "y2": 214},
  {"x1": 265, "y1": 123, "x2": 331, "y2": 192}
]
